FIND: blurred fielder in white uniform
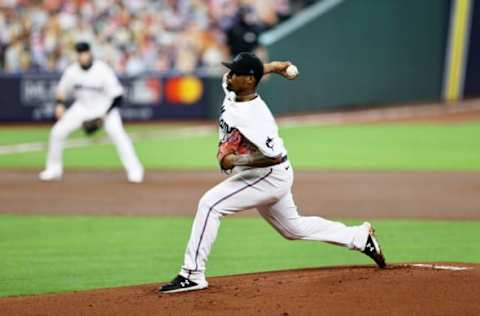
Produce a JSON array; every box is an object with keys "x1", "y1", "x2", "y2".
[{"x1": 39, "y1": 42, "x2": 144, "y2": 183}]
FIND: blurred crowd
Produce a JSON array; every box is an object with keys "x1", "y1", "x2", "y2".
[{"x1": 0, "y1": 0, "x2": 314, "y2": 75}]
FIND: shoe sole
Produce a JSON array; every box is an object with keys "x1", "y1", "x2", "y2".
[
  {"x1": 366, "y1": 223, "x2": 387, "y2": 268},
  {"x1": 160, "y1": 283, "x2": 208, "y2": 294},
  {"x1": 127, "y1": 175, "x2": 144, "y2": 183},
  {"x1": 39, "y1": 176, "x2": 62, "y2": 182}
]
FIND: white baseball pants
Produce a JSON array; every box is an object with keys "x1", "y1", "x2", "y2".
[
  {"x1": 180, "y1": 161, "x2": 370, "y2": 283},
  {"x1": 44, "y1": 105, "x2": 143, "y2": 177}
]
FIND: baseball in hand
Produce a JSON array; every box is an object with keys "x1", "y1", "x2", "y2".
[{"x1": 285, "y1": 65, "x2": 299, "y2": 79}]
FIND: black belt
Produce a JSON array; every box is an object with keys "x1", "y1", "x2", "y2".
[{"x1": 271, "y1": 155, "x2": 288, "y2": 166}]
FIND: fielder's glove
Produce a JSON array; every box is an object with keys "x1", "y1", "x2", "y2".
[{"x1": 82, "y1": 118, "x2": 103, "y2": 136}]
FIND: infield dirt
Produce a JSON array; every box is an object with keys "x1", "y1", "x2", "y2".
[
  {"x1": 1, "y1": 264, "x2": 479, "y2": 315},
  {"x1": 1, "y1": 170, "x2": 480, "y2": 219}
]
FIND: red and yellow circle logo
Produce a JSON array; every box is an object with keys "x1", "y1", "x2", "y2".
[{"x1": 165, "y1": 76, "x2": 203, "y2": 104}]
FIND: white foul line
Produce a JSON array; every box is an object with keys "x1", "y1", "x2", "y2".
[
  {"x1": 0, "y1": 126, "x2": 215, "y2": 156},
  {"x1": 409, "y1": 264, "x2": 472, "y2": 271}
]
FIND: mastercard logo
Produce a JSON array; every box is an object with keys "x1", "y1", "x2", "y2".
[{"x1": 165, "y1": 76, "x2": 204, "y2": 104}]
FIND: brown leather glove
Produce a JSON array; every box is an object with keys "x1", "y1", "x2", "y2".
[
  {"x1": 217, "y1": 129, "x2": 257, "y2": 171},
  {"x1": 82, "y1": 118, "x2": 103, "y2": 136}
]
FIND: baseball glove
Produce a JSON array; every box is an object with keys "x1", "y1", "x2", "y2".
[
  {"x1": 82, "y1": 118, "x2": 103, "y2": 136},
  {"x1": 217, "y1": 129, "x2": 256, "y2": 170}
]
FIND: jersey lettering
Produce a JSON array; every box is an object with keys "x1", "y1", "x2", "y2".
[
  {"x1": 73, "y1": 84, "x2": 104, "y2": 93},
  {"x1": 219, "y1": 118, "x2": 233, "y2": 136}
]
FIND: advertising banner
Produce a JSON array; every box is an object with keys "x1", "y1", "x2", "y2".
[{"x1": 0, "y1": 74, "x2": 209, "y2": 122}]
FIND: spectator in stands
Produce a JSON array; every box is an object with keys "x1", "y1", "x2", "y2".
[
  {"x1": 0, "y1": 0, "x2": 314, "y2": 74},
  {"x1": 226, "y1": 5, "x2": 264, "y2": 57}
]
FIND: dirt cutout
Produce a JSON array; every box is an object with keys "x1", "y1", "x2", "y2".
[
  {"x1": 1, "y1": 170, "x2": 480, "y2": 219},
  {"x1": 1, "y1": 264, "x2": 479, "y2": 316}
]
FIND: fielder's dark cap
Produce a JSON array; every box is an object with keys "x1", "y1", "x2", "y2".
[
  {"x1": 222, "y1": 52, "x2": 264, "y2": 82},
  {"x1": 75, "y1": 42, "x2": 91, "y2": 53}
]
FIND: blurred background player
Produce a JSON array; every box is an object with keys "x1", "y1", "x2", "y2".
[{"x1": 38, "y1": 42, "x2": 144, "y2": 183}]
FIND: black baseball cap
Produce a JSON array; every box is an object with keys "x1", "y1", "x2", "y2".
[
  {"x1": 222, "y1": 52, "x2": 264, "y2": 82},
  {"x1": 75, "y1": 41, "x2": 91, "y2": 53}
]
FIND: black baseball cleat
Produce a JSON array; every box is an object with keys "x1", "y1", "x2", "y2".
[
  {"x1": 159, "y1": 275, "x2": 208, "y2": 294},
  {"x1": 362, "y1": 224, "x2": 387, "y2": 268}
]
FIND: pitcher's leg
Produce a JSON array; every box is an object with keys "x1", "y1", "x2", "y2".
[
  {"x1": 41, "y1": 106, "x2": 83, "y2": 179},
  {"x1": 258, "y1": 192, "x2": 369, "y2": 250},
  {"x1": 180, "y1": 168, "x2": 275, "y2": 283},
  {"x1": 180, "y1": 193, "x2": 223, "y2": 284},
  {"x1": 104, "y1": 109, "x2": 144, "y2": 182}
]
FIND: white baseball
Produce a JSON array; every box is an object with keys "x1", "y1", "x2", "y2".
[{"x1": 286, "y1": 65, "x2": 299, "y2": 79}]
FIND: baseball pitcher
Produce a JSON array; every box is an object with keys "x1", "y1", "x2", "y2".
[
  {"x1": 160, "y1": 53, "x2": 386, "y2": 294},
  {"x1": 39, "y1": 42, "x2": 144, "y2": 183}
]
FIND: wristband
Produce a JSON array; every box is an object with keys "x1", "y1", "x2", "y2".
[{"x1": 55, "y1": 98, "x2": 66, "y2": 107}]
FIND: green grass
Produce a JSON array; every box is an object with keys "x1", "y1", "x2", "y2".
[
  {"x1": 0, "y1": 214, "x2": 479, "y2": 297},
  {"x1": 1, "y1": 121, "x2": 480, "y2": 170},
  {"x1": 285, "y1": 122, "x2": 480, "y2": 170},
  {"x1": 0, "y1": 127, "x2": 51, "y2": 145}
]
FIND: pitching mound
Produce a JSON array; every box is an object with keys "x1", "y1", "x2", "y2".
[{"x1": 1, "y1": 263, "x2": 479, "y2": 316}]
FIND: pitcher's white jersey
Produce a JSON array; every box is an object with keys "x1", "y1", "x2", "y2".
[
  {"x1": 218, "y1": 76, "x2": 287, "y2": 159},
  {"x1": 57, "y1": 60, "x2": 123, "y2": 118}
]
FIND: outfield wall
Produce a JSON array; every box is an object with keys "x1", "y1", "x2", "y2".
[
  {"x1": 259, "y1": 0, "x2": 451, "y2": 113},
  {"x1": 464, "y1": 0, "x2": 480, "y2": 98}
]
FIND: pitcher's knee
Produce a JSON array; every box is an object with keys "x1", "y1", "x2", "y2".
[
  {"x1": 279, "y1": 230, "x2": 301, "y2": 240},
  {"x1": 197, "y1": 195, "x2": 217, "y2": 216},
  {"x1": 197, "y1": 193, "x2": 228, "y2": 218},
  {"x1": 198, "y1": 194, "x2": 211, "y2": 210},
  {"x1": 281, "y1": 233, "x2": 297, "y2": 240},
  {"x1": 277, "y1": 221, "x2": 304, "y2": 240}
]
